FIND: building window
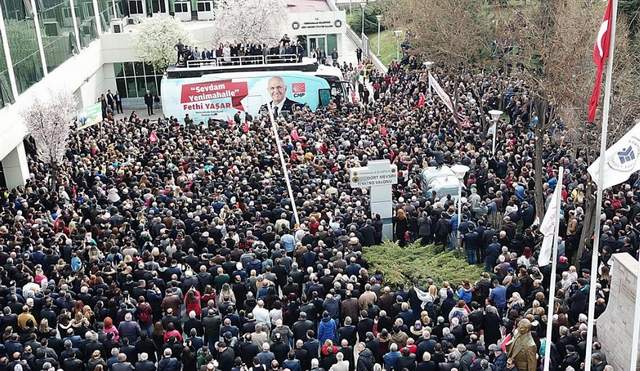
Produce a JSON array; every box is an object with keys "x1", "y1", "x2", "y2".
[
  {"x1": 174, "y1": 2, "x2": 188, "y2": 12},
  {"x1": 128, "y1": 0, "x2": 144, "y2": 14},
  {"x1": 39, "y1": 0, "x2": 80, "y2": 73},
  {"x1": 114, "y1": 61, "x2": 163, "y2": 98},
  {"x1": 197, "y1": 2, "x2": 211, "y2": 11}
]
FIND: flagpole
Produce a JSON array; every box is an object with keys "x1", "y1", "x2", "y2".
[
  {"x1": 267, "y1": 105, "x2": 301, "y2": 228},
  {"x1": 492, "y1": 129, "x2": 496, "y2": 157},
  {"x1": 632, "y1": 256, "x2": 640, "y2": 371},
  {"x1": 585, "y1": 0, "x2": 618, "y2": 369},
  {"x1": 543, "y1": 167, "x2": 563, "y2": 371}
]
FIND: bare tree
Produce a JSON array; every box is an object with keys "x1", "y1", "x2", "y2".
[
  {"x1": 507, "y1": 0, "x2": 640, "y2": 261},
  {"x1": 22, "y1": 90, "x2": 77, "y2": 187},
  {"x1": 385, "y1": 0, "x2": 494, "y2": 65}
]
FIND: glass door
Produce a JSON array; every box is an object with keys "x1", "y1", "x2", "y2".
[
  {"x1": 149, "y1": 0, "x2": 165, "y2": 14},
  {"x1": 307, "y1": 35, "x2": 327, "y2": 59}
]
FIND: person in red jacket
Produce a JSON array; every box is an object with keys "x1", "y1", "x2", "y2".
[
  {"x1": 185, "y1": 288, "x2": 202, "y2": 318},
  {"x1": 163, "y1": 323, "x2": 183, "y2": 343}
]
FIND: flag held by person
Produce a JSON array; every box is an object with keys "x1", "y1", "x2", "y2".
[
  {"x1": 538, "y1": 177, "x2": 562, "y2": 267},
  {"x1": 588, "y1": 120, "x2": 640, "y2": 190},
  {"x1": 587, "y1": 0, "x2": 613, "y2": 122},
  {"x1": 428, "y1": 72, "x2": 454, "y2": 114}
]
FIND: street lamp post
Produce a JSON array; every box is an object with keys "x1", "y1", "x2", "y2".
[
  {"x1": 360, "y1": 2, "x2": 366, "y2": 36},
  {"x1": 393, "y1": 30, "x2": 402, "y2": 61},
  {"x1": 488, "y1": 109, "x2": 503, "y2": 157},
  {"x1": 376, "y1": 15, "x2": 382, "y2": 56},
  {"x1": 451, "y1": 164, "x2": 470, "y2": 248}
]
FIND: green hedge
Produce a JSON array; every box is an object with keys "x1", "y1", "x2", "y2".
[{"x1": 363, "y1": 242, "x2": 485, "y2": 288}]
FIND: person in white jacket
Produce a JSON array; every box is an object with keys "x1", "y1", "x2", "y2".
[{"x1": 329, "y1": 351, "x2": 349, "y2": 371}]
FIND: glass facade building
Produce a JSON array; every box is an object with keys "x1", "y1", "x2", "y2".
[
  {"x1": 0, "y1": 0, "x2": 126, "y2": 106},
  {"x1": 0, "y1": 0, "x2": 220, "y2": 109},
  {"x1": 114, "y1": 61, "x2": 162, "y2": 98}
]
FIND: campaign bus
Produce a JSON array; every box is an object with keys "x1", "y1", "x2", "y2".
[{"x1": 161, "y1": 55, "x2": 349, "y2": 123}]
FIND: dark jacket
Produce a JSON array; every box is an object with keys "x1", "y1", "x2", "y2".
[
  {"x1": 144, "y1": 94, "x2": 154, "y2": 107},
  {"x1": 356, "y1": 348, "x2": 375, "y2": 371},
  {"x1": 135, "y1": 360, "x2": 157, "y2": 371},
  {"x1": 157, "y1": 357, "x2": 181, "y2": 371}
]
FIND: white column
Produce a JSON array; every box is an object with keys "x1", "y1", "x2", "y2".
[
  {"x1": 164, "y1": 0, "x2": 169, "y2": 14},
  {"x1": 69, "y1": 0, "x2": 82, "y2": 51},
  {"x1": 370, "y1": 184, "x2": 393, "y2": 241},
  {"x1": 112, "y1": 0, "x2": 117, "y2": 18},
  {"x1": 0, "y1": 3, "x2": 19, "y2": 98},
  {"x1": 366, "y1": 160, "x2": 395, "y2": 241},
  {"x1": 30, "y1": 0, "x2": 49, "y2": 75},
  {"x1": 93, "y1": 0, "x2": 103, "y2": 34},
  {"x1": 2, "y1": 142, "x2": 30, "y2": 189},
  {"x1": 141, "y1": 0, "x2": 147, "y2": 17}
]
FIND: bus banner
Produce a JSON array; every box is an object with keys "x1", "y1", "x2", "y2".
[{"x1": 161, "y1": 71, "x2": 331, "y2": 123}]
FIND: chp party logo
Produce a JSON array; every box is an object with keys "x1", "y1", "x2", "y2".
[
  {"x1": 608, "y1": 136, "x2": 640, "y2": 172},
  {"x1": 291, "y1": 82, "x2": 306, "y2": 98}
]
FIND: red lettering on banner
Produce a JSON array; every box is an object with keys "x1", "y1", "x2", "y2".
[{"x1": 180, "y1": 80, "x2": 249, "y2": 111}]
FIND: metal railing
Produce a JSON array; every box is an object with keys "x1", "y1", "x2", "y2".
[{"x1": 184, "y1": 54, "x2": 299, "y2": 68}]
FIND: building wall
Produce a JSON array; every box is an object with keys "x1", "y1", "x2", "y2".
[{"x1": 0, "y1": 39, "x2": 103, "y2": 161}]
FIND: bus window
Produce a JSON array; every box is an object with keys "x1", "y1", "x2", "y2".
[{"x1": 319, "y1": 89, "x2": 331, "y2": 107}]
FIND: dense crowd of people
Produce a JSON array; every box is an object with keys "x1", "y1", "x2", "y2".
[{"x1": 0, "y1": 55, "x2": 633, "y2": 371}]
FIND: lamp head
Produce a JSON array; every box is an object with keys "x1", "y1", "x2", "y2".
[{"x1": 489, "y1": 110, "x2": 503, "y2": 122}]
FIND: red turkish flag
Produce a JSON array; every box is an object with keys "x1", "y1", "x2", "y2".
[
  {"x1": 587, "y1": 0, "x2": 613, "y2": 122},
  {"x1": 149, "y1": 130, "x2": 158, "y2": 143},
  {"x1": 241, "y1": 121, "x2": 249, "y2": 133}
]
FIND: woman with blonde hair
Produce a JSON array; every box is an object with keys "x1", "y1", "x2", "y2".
[
  {"x1": 393, "y1": 209, "x2": 409, "y2": 246},
  {"x1": 37, "y1": 318, "x2": 50, "y2": 338},
  {"x1": 507, "y1": 292, "x2": 525, "y2": 313},
  {"x1": 82, "y1": 305, "x2": 95, "y2": 322},
  {"x1": 217, "y1": 283, "x2": 236, "y2": 306}
]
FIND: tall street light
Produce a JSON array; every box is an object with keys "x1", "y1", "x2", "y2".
[
  {"x1": 393, "y1": 29, "x2": 402, "y2": 61},
  {"x1": 376, "y1": 15, "x2": 382, "y2": 56},
  {"x1": 360, "y1": 2, "x2": 366, "y2": 36},
  {"x1": 488, "y1": 109, "x2": 503, "y2": 157},
  {"x1": 451, "y1": 164, "x2": 469, "y2": 248}
]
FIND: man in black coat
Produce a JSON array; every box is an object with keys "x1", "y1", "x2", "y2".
[
  {"x1": 215, "y1": 341, "x2": 235, "y2": 371},
  {"x1": 134, "y1": 334, "x2": 157, "y2": 363},
  {"x1": 134, "y1": 352, "x2": 156, "y2": 371},
  {"x1": 358, "y1": 220, "x2": 376, "y2": 246},
  {"x1": 144, "y1": 90, "x2": 154, "y2": 116},
  {"x1": 61, "y1": 352, "x2": 84, "y2": 371},
  {"x1": 114, "y1": 91, "x2": 123, "y2": 113},
  {"x1": 157, "y1": 349, "x2": 181, "y2": 371},
  {"x1": 292, "y1": 312, "x2": 314, "y2": 341}
]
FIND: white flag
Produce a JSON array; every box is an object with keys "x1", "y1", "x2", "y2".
[
  {"x1": 588, "y1": 121, "x2": 640, "y2": 190},
  {"x1": 538, "y1": 183, "x2": 562, "y2": 267},
  {"x1": 428, "y1": 72, "x2": 454, "y2": 113}
]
